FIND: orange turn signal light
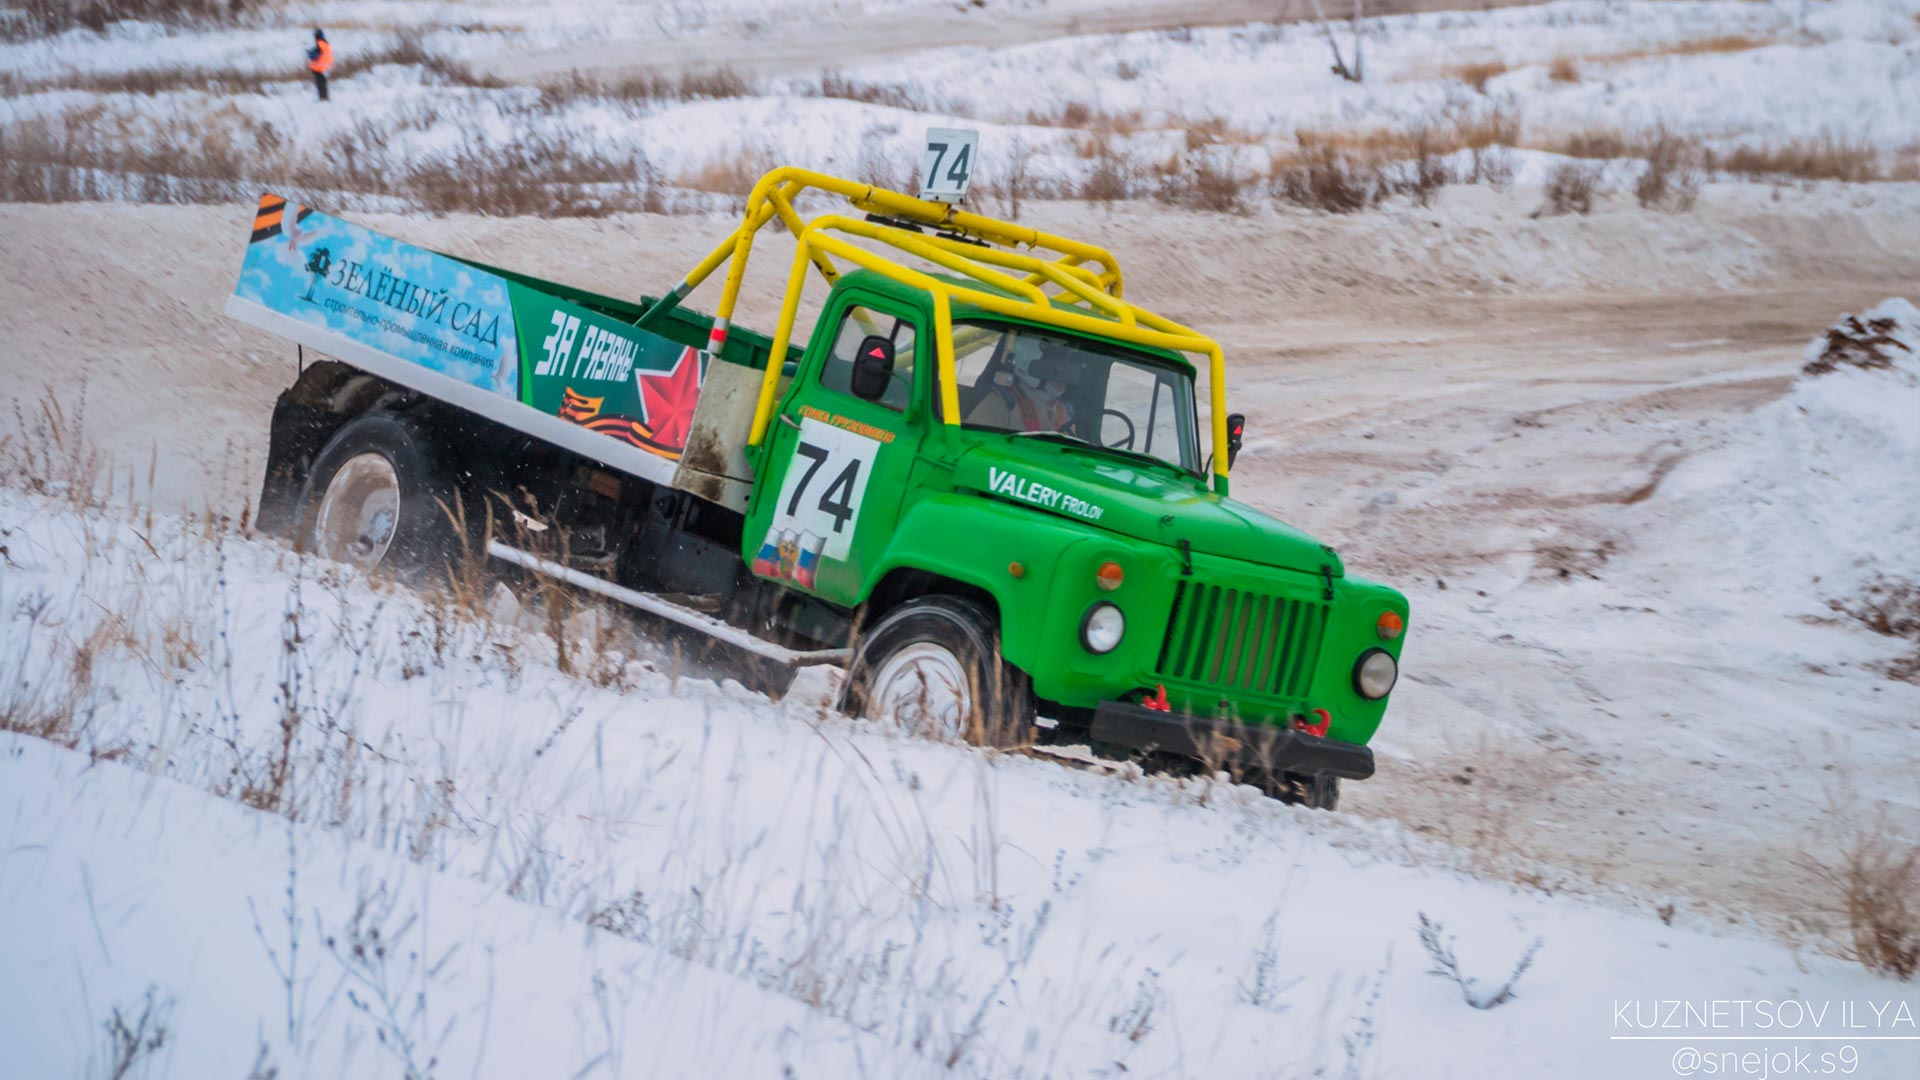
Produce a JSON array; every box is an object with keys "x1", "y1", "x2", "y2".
[
  {"x1": 1009, "y1": 561, "x2": 1027, "y2": 579},
  {"x1": 1376, "y1": 610, "x2": 1404, "y2": 640},
  {"x1": 1096, "y1": 561, "x2": 1124, "y2": 591}
]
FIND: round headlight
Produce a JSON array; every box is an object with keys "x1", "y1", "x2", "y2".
[
  {"x1": 1081, "y1": 602, "x2": 1125, "y2": 654},
  {"x1": 1353, "y1": 648, "x2": 1398, "y2": 700}
]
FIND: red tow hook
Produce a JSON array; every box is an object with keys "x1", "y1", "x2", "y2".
[
  {"x1": 1293, "y1": 708, "x2": 1332, "y2": 737},
  {"x1": 1141, "y1": 684, "x2": 1171, "y2": 712}
]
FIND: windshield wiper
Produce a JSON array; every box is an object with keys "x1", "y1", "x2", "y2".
[{"x1": 1010, "y1": 430, "x2": 1197, "y2": 477}]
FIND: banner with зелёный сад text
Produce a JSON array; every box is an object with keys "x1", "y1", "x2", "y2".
[
  {"x1": 231, "y1": 194, "x2": 520, "y2": 396},
  {"x1": 228, "y1": 194, "x2": 709, "y2": 466}
]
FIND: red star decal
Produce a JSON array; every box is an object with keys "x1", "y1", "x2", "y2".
[{"x1": 637, "y1": 347, "x2": 705, "y2": 452}]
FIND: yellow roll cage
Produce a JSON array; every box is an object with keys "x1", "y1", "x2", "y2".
[{"x1": 645, "y1": 167, "x2": 1232, "y2": 493}]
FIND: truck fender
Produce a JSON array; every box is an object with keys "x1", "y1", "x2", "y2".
[{"x1": 863, "y1": 494, "x2": 1093, "y2": 676}]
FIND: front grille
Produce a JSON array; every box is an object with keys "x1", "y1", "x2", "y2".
[{"x1": 1155, "y1": 579, "x2": 1328, "y2": 701}]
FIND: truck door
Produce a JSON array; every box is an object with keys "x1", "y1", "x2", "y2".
[{"x1": 744, "y1": 295, "x2": 924, "y2": 607}]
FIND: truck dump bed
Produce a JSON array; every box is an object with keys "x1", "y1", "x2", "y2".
[{"x1": 225, "y1": 193, "x2": 789, "y2": 504}]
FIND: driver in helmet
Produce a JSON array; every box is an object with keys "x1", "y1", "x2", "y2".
[{"x1": 966, "y1": 334, "x2": 1077, "y2": 434}]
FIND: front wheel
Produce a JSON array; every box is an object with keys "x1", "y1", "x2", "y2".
[{"x1": 842, "y1": 595, "x2": 1034, "y2": 748}]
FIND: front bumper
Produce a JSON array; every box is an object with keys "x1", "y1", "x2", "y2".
[{"x1": 1090, "y1": 701, "x2": 1376, "y2": 780}]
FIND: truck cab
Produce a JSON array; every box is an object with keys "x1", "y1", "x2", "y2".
[{"x1": 738, "y1": 259, "x2": 1404, "y2": 803}]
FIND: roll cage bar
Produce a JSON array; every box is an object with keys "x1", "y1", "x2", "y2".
[{"x1": 633, "y1": 167, "x2": 1233, "y2": 493}]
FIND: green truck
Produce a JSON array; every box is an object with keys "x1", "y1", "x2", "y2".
[{"x1": 229, "y1": 163, "x2": 1406, "y2": 808}]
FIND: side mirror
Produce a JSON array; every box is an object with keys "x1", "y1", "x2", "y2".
[
  {"x1": 849, "y1": 335, "x2": 896, "y2": 401},
  {"x1": 1225, "y1": 413, "x2": 1245, "y2": 469}
]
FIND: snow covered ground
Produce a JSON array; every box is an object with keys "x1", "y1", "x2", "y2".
[
  {"x1": 0, "y1": 423, "x2": 1914, "y2": 1075},
  {"x1": 2, "y1": 207, "x2": 1917, "y2": 1069},
  {"x1": 2, "y1": 0, "x2": 1917, "y2": 210},
  {"x1": 4, "y1": 0, "x2": 1920, "y2": 1074}
]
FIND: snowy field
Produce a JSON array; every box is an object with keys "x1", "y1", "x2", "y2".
[
  {"x1": 1, "y1": 0, "x2": 1918, "y2": 211},
  {"x1": 1, "y1": 296, "x2": 1916, "y2": 1073},
  {"x1": 4, "y1": 0, "x2": 1920, "y2": 1076}
]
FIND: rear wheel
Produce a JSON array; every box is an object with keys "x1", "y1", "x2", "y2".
[
  {"x1": 843, "y1": 595, "x2": 1034, "y2": 748},
  {"x1": 296, "y1": 413, "x2": 461, "y2": 576}
]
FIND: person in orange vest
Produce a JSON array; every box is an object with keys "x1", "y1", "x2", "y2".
[{"x1": 306, "y1": 29, "x2": 333, "y2": 101}]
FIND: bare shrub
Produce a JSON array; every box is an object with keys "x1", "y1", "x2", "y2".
[
  {"x1": 1153, "y1": 150, "x2": 1248, "y2": 213},
  {"x1": 1535, "y1": 161, "x2": 1603, "y2": 217},
  {"x1": 4, "y1": 384, "x2": 104, "y2": 507},
  {"x1": 1236, "y1": 914, "x2": 1301, "y2": 1011},
  {"x1": 320, "y1": 879, "x2": 455, "y2": 1078},
  {"x1": 409, "y1": 135, "x2": 659, "y2": 218},
  {"x1": 1077, "y1": 139, "x2": 1132, "y2": 202},
  {"x1": 1270, "y1": 144, "x2": 1383, "y2": 213},
  {"x1": 1107, "y1": 968, "x2": 1163, "y2": 1043},
  {"x1": 1407, "y1": 123, "x2": 1453, "y2": 207},
  {"x1": 0, "y1": 113, "x2": 249, "y2": 204},
  {"x1": 814, "y1": 70, "x2": 954, "y2": 113},
  {"x1": 981, "y1": 135, "x2": 1036, "y2": 220},
  {"x1": 1829, "y1": 575, "x2": 1920, "y2": 682},
  {"x1": 1633, "y1": 127, "x2": 1701, "y2": 212},
  {"x1": 855, "y1": 130, "x2": 915, "y2": 196},
  {"x1": 16, "y1": 0, "x2": 259, "y2": 39},
  {"x1": 92, "y1": 985, "x2": 175, "y2": 1080},
  {"x1": 335, "y1": 33, "x2": 507, "y2": 89},
  {"x1": 678, "y1": 66, "x2": 754, "y2": 100},
  {"x1": 1803, "y1": 316, "x2": 1913, "y2": 377},
  {"x1": 1546, "y1": 56, "x2": 1580, "y2": 83},
  {"x1": 668, "y1": 145, "x2": 775, "y2": 203},
  {"x1": 1416, "y1": 913, "x2": 1542, "y2": 1009},
  {"x1": 1026, "y1": 101, "x2": 1141, "y2": 135},
  {"x1": 1803, "y1": 821, "x2": 1920, "y2": 980}
]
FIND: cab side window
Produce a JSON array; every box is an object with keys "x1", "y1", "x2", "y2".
[{"x1": 820, "y1": 305, "x2": 917, "y2": 412}]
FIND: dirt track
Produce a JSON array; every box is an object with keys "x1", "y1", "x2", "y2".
[{"x1": 3, "y1": 182, "x2": 1917, "y2": 921}]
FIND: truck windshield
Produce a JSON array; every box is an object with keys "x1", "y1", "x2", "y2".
[{"x1": 946, "y1": 321, "x2": 1200, "y2": 474}]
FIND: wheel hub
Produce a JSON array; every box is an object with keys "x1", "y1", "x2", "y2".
[
  {"x1": 312, "y1": 453, "x2": 400, "y2": 568},
  {"x1": 865, "y1": 642, "x2": 973, "y2": 740}
]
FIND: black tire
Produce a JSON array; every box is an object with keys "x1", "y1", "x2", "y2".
[
  {"x1": 293, "y1": 412, "x2": 463, "y2": 577},
  {"x1": 842, "y1": 595, "x2": 1035, "y2": 748}
]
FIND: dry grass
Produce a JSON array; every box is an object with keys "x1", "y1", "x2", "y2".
[
  {"x1": 9, "y1": 0, "x2": 258, "y2": 39},
  {"x1": 811, "y1": 70, "x2": 957, "y2": 114},
  {"x1": 0, "y1": 98, "x2": 669, "y2": 216},
  {"x1": 1633, "y1": 127, "x2": 1702, "y2": 212},
  {"x1": 1802, "y1": 820, "x2": 1920, "y2": 980},
  {"x1": 0, "y1": 29, "x2": 505, "y2": 96},
  {"x1": 410, "y1": 135, "x2": 662, "y2": 218},
  {"x1": 1027, "y1": 101, "x2": 1144, "y2": 137},
  {"x1": 1152, "y1": 151, "x2": 1248, "y2": 213},
  {"x1": 1603, "y1": 33, "x2": 1771, "y2": 64},
  {"x1": 1525, "y1": 33, "x2": 1772, "y2": 86},
  {"x1": 1718, "y1": 135, "x2": 1881, "y2": 183},
  {"x1": 673, "y1": 146, "x2": 779, "y2": 201},
  {"x1": 1545, "y1": 127, "x2": 1884, "y2": 185},
  {"x1": 1260, "y1": 106, "x2": 1521, "y2": 212},
  {"x1": 1448, "y1": 59, "x2": 1509, "y2": 94},
  {"x1": 1535, "y1": 161, "x2": 1604, "y2": 217}
]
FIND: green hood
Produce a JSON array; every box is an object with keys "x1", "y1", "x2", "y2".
[{"x1": 954, "y1": 440, "x2": 1343, "y2": 577}]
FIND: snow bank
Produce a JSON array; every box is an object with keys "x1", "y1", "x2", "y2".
[
  {"x1": 3, "y1": 484, "x2": 1915, "y2": 1076},
  {"x1": 1661, "y1": 298, "x2": 1920, "y2": 618}
]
